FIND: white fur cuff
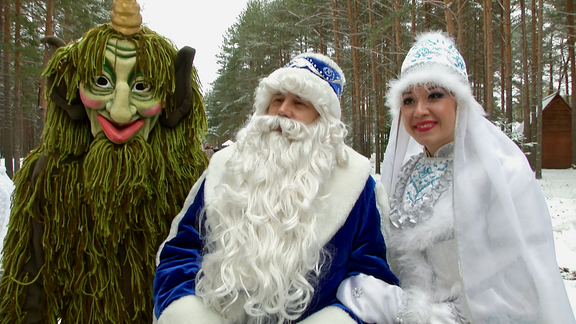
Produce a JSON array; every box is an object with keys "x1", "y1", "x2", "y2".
[
  {"x1": 157, "y1": 295, "x2": 227, "y2": 324},
  {"x1": 297, "y1": 306, "x2": 357, "y2": 324},
  {"x1": 399, "y1": 288, "x2": 459, "y2": 324}
]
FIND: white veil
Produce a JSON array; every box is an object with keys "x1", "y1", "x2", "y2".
[{"x1": 381, "y1": 31, "x2": 575, "y2": 323}]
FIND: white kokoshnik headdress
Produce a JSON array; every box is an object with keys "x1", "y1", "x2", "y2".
[
  {"x1": 401, "y1": 33, "x2": 468, "y2": 81},
  {"x1": 386, "y1": 31, "x2": 484, "y2": 120}
]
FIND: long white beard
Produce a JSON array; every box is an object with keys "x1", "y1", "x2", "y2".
[{"x1": 196, "y1": 115, "x2": 339, "y2": 324}]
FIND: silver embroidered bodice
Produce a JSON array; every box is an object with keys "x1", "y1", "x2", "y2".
[{"x1": 390, "y1": 143, "x2": 454, "y2": 229}]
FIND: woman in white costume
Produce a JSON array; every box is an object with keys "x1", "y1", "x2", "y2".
[{"x1": 337, "y1": 31, "x2": 576, "y2": 324}]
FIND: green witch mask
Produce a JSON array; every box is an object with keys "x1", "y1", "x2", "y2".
[{"x1": 79, "y1": 38, "x2": 161, "y2": 144}]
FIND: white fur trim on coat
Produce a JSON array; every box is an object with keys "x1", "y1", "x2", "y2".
[
  {"x1": 203, "y1": 144, "x2": 372, "y2": 246},
  {"x1": 156, "y1": 171, "x2": 208, "y2": 266},
  {"x1": 375, "y1": 181, "x2": 391, "y2": 244},
  {"x1": 296, "y1": 306, "x2": 356, "y2": 324},
  {"x1": 156, "y1": 295, "x2": 227, "y2": 324}
]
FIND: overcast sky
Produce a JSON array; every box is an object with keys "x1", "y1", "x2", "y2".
[{"x1": 138, "y1": 0, "x2": 251, "y2": 94}]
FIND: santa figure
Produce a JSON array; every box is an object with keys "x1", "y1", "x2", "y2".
[{"x1": 154, "y1": 52, "x2": 401, "y2": 324}]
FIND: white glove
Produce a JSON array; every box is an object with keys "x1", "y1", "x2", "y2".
[{"x1": 337, "y1": 274, "x2": 403, "y2": 324}]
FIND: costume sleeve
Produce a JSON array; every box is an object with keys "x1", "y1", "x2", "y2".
[
  {"x1": 346, "y1": 177, "x2": 399, "y2": 284},
  {"x1": 319, "y1": 177, "x2": 399, "y2": 324},
  {"x1": 153, "y1": 180, "x2": 217, "y2": 322}
]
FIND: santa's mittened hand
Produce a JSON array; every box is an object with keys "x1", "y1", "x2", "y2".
[{"x1": 337, "y1": 274, "x2": 403, "y2": 324}]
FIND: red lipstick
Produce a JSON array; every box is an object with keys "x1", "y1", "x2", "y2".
[{"x1": 413, "y1": 121, "x2": 437, "y2": 132}]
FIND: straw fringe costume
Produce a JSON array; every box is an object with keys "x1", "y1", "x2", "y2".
[
  {"x1": 0, "y1": 1, "x2": 208, "y2": 323},
  {"x1": 376, "y1": 32, "x2": 574, "y2": 324}
]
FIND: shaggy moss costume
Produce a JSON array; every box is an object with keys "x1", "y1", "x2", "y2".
[{"x1": 0, "y1": 23, "x2": 208, "y2": 324}]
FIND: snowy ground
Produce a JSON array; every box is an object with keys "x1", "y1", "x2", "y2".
[
  {"x1": 1, "y1": 159, "x2": 575, "y2": 317},
  {"x1": 536, "y1": 169, "x2": 576, "y2": 317}
]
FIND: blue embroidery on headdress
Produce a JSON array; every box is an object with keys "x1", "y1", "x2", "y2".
[
  {"x1": 285, "y1": 55, "x2": 344, "y2": 101},
  {"x1": 402, "y1": 36, "x2": 468, "y2": 80}
]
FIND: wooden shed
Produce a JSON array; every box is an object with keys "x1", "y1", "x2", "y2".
[{"x1": 542, "y1": 93, "x2": 572, "y2": 169}]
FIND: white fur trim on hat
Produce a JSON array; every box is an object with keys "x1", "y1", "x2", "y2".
[
  {"x1": 254, "y1": 53, "x2": 345, "y2": 120},
  {"x1": 386, "y1": 31, "x2": 486, "y2": 119}
]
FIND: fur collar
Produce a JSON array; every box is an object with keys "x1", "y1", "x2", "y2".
[{"x1": 387, "y1": 190, "x2": 456, "y2": 294}]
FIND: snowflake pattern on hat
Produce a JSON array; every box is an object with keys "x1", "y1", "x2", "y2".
[
  {"x1": 401, "y1": 34, "x2": 468, "y2": 81},
  {"x1": 285, "y1": 54, "x2": 344, "y2": 101}
]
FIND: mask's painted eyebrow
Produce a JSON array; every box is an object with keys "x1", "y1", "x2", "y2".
[{"x1": 102, "y1": 58, "x2": 116, "y2": 84}]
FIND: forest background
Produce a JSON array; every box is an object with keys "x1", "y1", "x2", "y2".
[{"x1": 0, "y1": 0, "x2": 575, "y2": 178}]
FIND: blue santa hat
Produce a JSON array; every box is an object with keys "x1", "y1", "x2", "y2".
[{"x1": 254, "y1": 52, "x2": 346, "y2": 120}]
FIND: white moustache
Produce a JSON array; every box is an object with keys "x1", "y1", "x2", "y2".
[{"x1": 249, "y1": 115, "x2": 311, "y2": 141}]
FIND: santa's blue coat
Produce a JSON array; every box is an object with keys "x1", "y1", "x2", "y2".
[{"x1": 153, "y1": 145, "x2": 398, "y2": 324}]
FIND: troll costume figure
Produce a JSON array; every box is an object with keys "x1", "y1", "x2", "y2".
[{"x1": 0, "y1": 0, "x2": 208, "y2": 323}]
